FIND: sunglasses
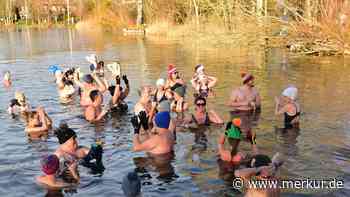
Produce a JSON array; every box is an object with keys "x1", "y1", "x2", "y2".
[{"x1": 196, "y1": 102, "x2": 206, "y2": 106}]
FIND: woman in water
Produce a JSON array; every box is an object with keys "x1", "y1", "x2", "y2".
[
  {"x1": 184, "y1": 97, "x2": 223, "y2": 128},
  {"x1": 25, "y1": 106, "x2": 52, "y2": 139},
  {"x1": 8, "y1": 92, "x2": 31, "y2": 116},
  {"x1": 165, "y1": 64, "x2": 185, "y2": 91},
  {"x1": 275, "y1": 86, "x2": 300, "y2": 129},
  {"x1": 56, "y1": 68, "x2": 78, "y2": 103},
  {"x1": 191, "y1": 64, "x2": 218, "y2": 98}
]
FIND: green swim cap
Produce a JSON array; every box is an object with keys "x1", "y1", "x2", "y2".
[{"x1": 225, "y1": 125, "x2": 242, "y2": 139}]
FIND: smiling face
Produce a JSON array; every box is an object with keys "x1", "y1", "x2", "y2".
[{"x1": 195, "y1": 100, "x2": 206, "y2": 112}]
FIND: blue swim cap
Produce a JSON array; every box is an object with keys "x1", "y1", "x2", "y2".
[
  {"x1": 155, "y1": 111, "x2": 171, "y2": 129},
  {"x1": 48, "y1": 65, "x2": 62, "y2": 74},
  {"x1": 122, "y1": 172, "x2": 141, "y2": 197}
]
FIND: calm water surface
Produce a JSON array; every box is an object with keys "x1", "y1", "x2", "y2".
[{"x1": 0, "y1": 28, "x2": 350, "y2": 197}]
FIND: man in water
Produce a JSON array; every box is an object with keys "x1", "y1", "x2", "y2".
[
  {"x1": 131, "y1": 111, "x2": 175, "y2": 155},
  {"x1": 227, "y1": 72, "x2": 260, "y2": 153},
  {"x1": 55, "y1": 67, "x2": 79, "y2": 103},
  {"x1": 54, "y1": 122, "x2": 104, "y2": 182},
  {"x1": 227, "y1": 72, "x2": 261, "y2": 111},
  {"x1": 75, "y1": 73, "x2": 107, "y2": 107},
  {"x1": 25, "y1": 106, "x2": 52, "y2": 139},
  {"x1": 85, "y1": 90, "x2": 109, "y2": 123},
  {"x1": 36, "y1": 154, "x2": 73, "y2": 188}
]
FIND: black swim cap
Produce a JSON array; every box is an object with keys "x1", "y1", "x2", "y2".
[
  {"x1": 249, "y1": 154, "x2": 272, "y2": 168},
  {"x1": 10, "y1": 99, "x2": 20, "y2": 107},
  {"x1": 54, "y1": 122, "x2": 76, "y2": 144}
]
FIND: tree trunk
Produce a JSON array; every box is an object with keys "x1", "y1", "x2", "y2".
[
  {"x1": 66, "y1": 0, "x2": 70, "y2": 24},
  {"x1": 192, "y1": 0, "x2": 199, "y2": 28},
  {"x1": 305, "y1": 0, "x2": 312, "y2": 20},
  {"x1": 256, "y1": 0, "x2": 263, "y2": 16},
  {"x1": 136, "y1": 0, "x2": 143, "y2": 26}
]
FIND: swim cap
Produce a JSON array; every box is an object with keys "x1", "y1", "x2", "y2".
[
  {"x1": 249, "y1": 154, "x2": 272, "y2": 168},
  {"x1": 225, "y1": 124, "x2": 242, "y2": 139},
  {"x1": 15, "y1": 92, "x2": 26, "y2": 104},
  {"x1": 168, "y1": 64, "x2": 177, "y2": 75},
  {"x1": 155, "y1": 111, "x2": 171, "y2": 129},
  {"x1": 54, "y1": 123, "x2": 76, "y2": 144},
  {"x1": 41, "y1": 154, "x2": 59, "y2": 175},
  {"x1": 157, "y1": 100, "x2": 171, "y2": 112},
  {"x1": 4, "y1": 71, "x2": 11, "y2": 80},
  {"x1": 156, "y1": 78, "x2": 165, "y2": 87},
  {"x1": 83, "y1": 74, "x2": 94, "y2": 84},
  {"x1": 282, "y1": 86, "x2": 298, "y2": 100},
  {"x1": 122, "y1": 172, "x2": 141, "y2": 197},
  {"x1": 173, "y1": 85, "x2": 186, "y2": 98},
  {"x1": 241, "y1": 73, "x2": 254, "y2": 84}
]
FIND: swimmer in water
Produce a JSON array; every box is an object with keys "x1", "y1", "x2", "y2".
[
  {"x1": 3, "y1": 70, "x2": 12, "y2": 87},
  {"x1": 85, "y1": 90, "x2": 109, "y2": 123},
  {"x1": 149, "y1": 78, "x2": 173, "y2": 120},
  {"x1": 108, "y1": 75, "x2": 129, "y2": 113},
  {"x1": 55, "y1": 68, "x2": 78, "y2": 103},
  {"x1": 54, "y1": 122, "x2": 104, "y2": 182},
  {"x1": 218, "y1": 118, "x2": 247, "y2": 164},
  {"x1": 165, "y1": 64, "x2": 185, "y2": 90},
  {"x1": 275, "y1": 86, "x2": 301, "y2": 129},
  {"x1": 36, "y1": 154, "x2": 73, "y2": 188},
  {"x1": 191, "y1": 64, "x2": 218, "y2": 98},
  {"x1": 132, "y1": 111, "x2": 175, "y2": 155},
  {"x1": 234, "y1": 153, "x2": 284, "y2": 197},
  {"x1": 75, "y1": 73, "x2": 107, "y2": 107},
  {"x1": 184, "y1": 97, "x2": 223, "y2": 128},
  {"x1": 227, "y1": 72, "x2": 261, "y2": 112},
  {"x1": 134, "y1": 86, "x2": 153, "y2": 132},
  {"x1": 170, "y1": 85, "x2": 188, "y2": 113},
  {"x1": 25, "y1": 106, "x2": 52, "y2": 139},
  {"x1": 8, "y1": 92, "x2": 31, "y2": 116}
]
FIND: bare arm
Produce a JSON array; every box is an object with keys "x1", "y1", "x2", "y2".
[
  {"x1": 112, "y1": 84, "x2": 121, "y2": 105},
  {"x1": 207, "y1": 76, "x2": 218, "y2": 88},
  {"x1": 274, "y1": 97, "x2": 288, "y2": 115},
  {"x1": 133, "y1": 134, "x2": 156, "y2": 152},
  {"x1": 208, "y1": 110, "x2": 224, "y2": 124},
  {"x1": 91, "y1": 74, "x2": 107, "y2": 93},
  {"x1": 26, "y1": 107, "x2": 49, "y2": 133},
  {"x1": 218, "y1": 134, "x2": 231, "y2": 162}
]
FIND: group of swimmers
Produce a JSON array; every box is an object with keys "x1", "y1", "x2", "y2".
[{"x1": 2, "y1": 56, "x2": 301, "y2": 196}]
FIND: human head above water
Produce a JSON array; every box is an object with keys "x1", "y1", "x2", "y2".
[
  {"x1": 54, "y1": 122, "x2": 77, "y2": 145},
  {"x1": 83, "y1": 74, "x2": 94, "y2": 84},
  {"x1": 173, "y1": 85, "x2": 186, "y2": 99},
  {"x1": 90, "y1": 90, "x2": 103, "y2": 105},
  {"x1": 241, "y1": 72, "x2": 254, "y2": 87},
  {"x1": 155, "y1": 111, "x2": 171, "y2": 129},
  {"x1": 282, "y1": 86, "x2": 298, "y2": 101}
]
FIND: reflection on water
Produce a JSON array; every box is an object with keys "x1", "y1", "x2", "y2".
[{"x1": 1, "y1": 28, "x2": 350, "y2": 196}]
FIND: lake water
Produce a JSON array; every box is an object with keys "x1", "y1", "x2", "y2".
[{"x1": 0, "y1": 28, "x2": 350, "y2": 197}]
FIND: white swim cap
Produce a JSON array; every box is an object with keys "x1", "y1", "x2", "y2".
[
  {"x1": 282, "y1": 86, "x2": 298, "y2": 100},
  {"x1": 156, "y1": 78, "x2": 165, "y2": 87}
]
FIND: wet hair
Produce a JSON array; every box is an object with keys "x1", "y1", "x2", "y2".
[
  {"x1": 62, "y1": 76, "x2": 74, "y2": 86},
  {"x1": 64, "y1": 68, "x2": 75, "y2": 77},
  {"x1": 248, "y1": 154, "x2": 272, "y2": 168},
  {"x1": 194, "y1": 96, "x2": 206, "y2": 105},
  {"x1": 90, "y1": 90, "x2": 100, "y2": 102}
]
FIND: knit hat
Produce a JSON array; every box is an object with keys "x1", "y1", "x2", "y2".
[
  {"x1": 41, "y1": 154, "x2": 59, "y2": 175},
  {"x1": 155, "y1": 111, "x2": 171, "y2": 129},
  {"x1": 167, "y1": 64, "x2": 177, "y2": 75},
  {"x1": 54, "y1": 122, "x2": 77, "y2": 144}
]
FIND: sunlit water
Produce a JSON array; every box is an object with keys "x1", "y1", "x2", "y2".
[{"x1": 0, "y1": 28, "x2": 350, "y2": 197}]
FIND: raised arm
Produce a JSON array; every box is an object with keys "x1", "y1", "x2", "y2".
[
  {"x1": 91, "y1": 73, "x2": 107, "y2": 93},
  {"x1": 208, "y1": 109, "x2": 224, "y2": 124},
  {"x1": 207, "y1": 76, "x2": 218, "y2": 88}
]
